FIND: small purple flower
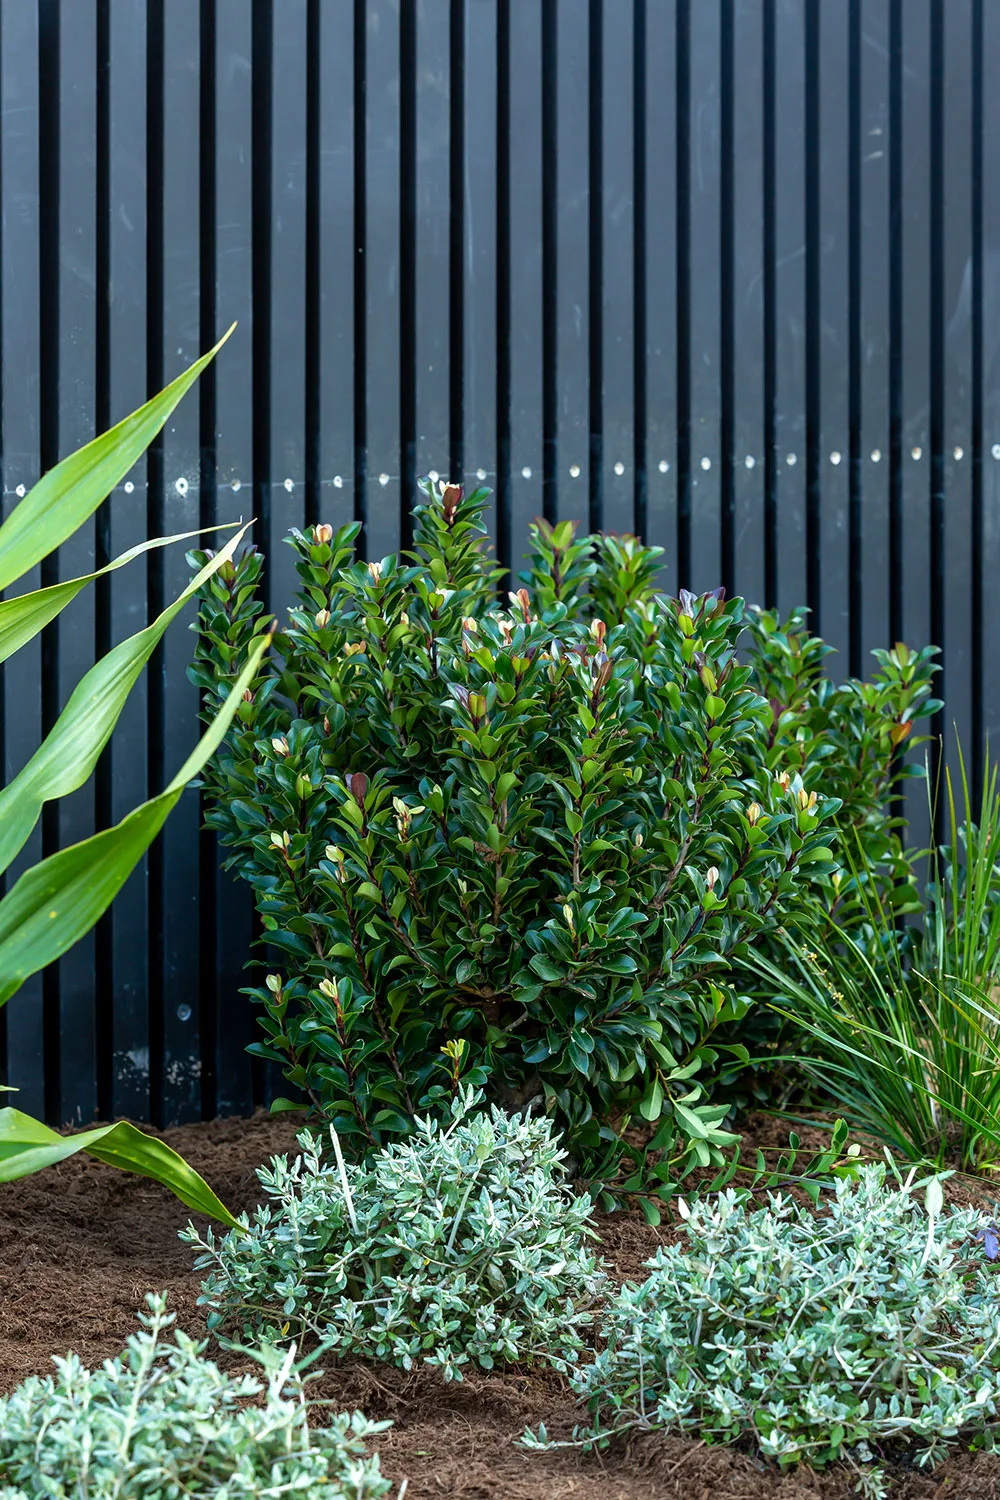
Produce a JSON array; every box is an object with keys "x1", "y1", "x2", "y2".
[{"x1": 975, "y1": 1225, "x2": 1000, "y2": 1261}]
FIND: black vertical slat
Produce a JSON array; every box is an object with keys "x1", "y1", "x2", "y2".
[
  {"x1": 318, "y1": 0, "x2": 355, "y2": 537},
  {"x1": 449, "y1": 0, "x2": 465, "y2": 485},
  {"x1": 462, "y1": 0, "x2": 497, "y2": 528},
  {"x1": 762, "y1": 0, "x2": 777, "y2": 607},
  {"x1": 774, "y1": 1, "x2": 806, "y2": 619},
  {"x1": 632, "y1": 0, "x2": 647, "y2": 542},
  {"x1": 541, "y1": 0, "x2": 557, "y2": 526},
  {"x1": 929, "y1": 0, "x2": 945, "y2": 829},
  {"x1": 94, "y1": 0, "x2": 112, "y2": 1120},
  {"x1": 508, "y1": 0, "x2": 543, "y2": 560},
  {"x1": 939, "y1": 0, "x2": 973, "y2": 811},
  {"x1": 146, "y1": 0, "x2": 166, "y2": 1127},
  {"x1": 268, "y1": 0, "x2": 308, "y2": 621},
  {"x1": 106, "y1": 0, "x2": 149, "y2": 1123},
  {"x1": 587, "y1": 0, "x2": 603, "y2": 533},
  {"x1": 399, "y1": 0, "x2": 416, "y2": 546},
  {"x1": 971, "y1": 0, "x2": 983, "y2": 799},
  {"x1": 888, "y1": 0, "x2": 903, "y2": 647},
  {"x1": 554, "y1": 0, "x2": 587, "y2": 525},
  {"x1": 265, "y1": 0, "x2": 309, "y2": 1114},
  {"x1": 675, "y1": 0, "x2": 690, "y2": 589},
  {"x1": 941, "y1": 0, "x2": 974, "y2": 812},
  {"x1": 848, "y1": 0, "x2": 862, "y2": 677},
  {"x1": 719, "y1": 0, "x2": 734, "y2": 597},
  {"x1": 158, "y1": 0, "x2": 203, "y2": 1127},
  {"x1": 366, "y1": 0, "x2": 401, "y2": 564},
  {"x1": 732, "y1": 0, "x2": 766, "y2": 611},
  {"x1": 643, "y1": 0, "x2": 676, "y2": 588},
  {"x1": 859, "y1": 0, "x2": 891, "y2": 668},
  {"x1": 252, "y1": 0, "x2": 273, "y2": 614},
  {"x1": 899, "y1": 0, "x2": 932, "y2": 858},
  {"x1": 495, "y1": 0, "x2": 512, "y2": 574},
  {"x1": 198, "y1": 0, "x2": 218, "y2": 1121},
  {"x1": 688, "y1": 1, "x2": 720, "y2": 595},
  {"x1": 38, "y1": 0, "x2": 61, "y2": 1123},
  {"x1": 305, "y1": 0, "x2": 321, "y2": 530},
  {"x1": 353, "y1": 0, "x2": 368, "y2": 559},
  {"x1": 213, "y1": 0, "x2": 256, "y2": 1118},
  {"x1": 1, "y1": 0, "x2": 45, "y2": 1118},
  {"x1": 804, "y1": 0, "x2": 821, "y2": 634},
  {"x1": 414, "y1": 0, "x2": 449, "y2": 487},
  {"x1": 55, "y1": 0, "x2": 99, "y2": 1125},
  {"x1": 817, "y1": 0, "x2": 850, "y2": 669},
  {"x1": 598, "y1": 0, "x2": 632, "y2": 536}
]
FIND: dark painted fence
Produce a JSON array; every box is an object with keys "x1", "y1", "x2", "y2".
[{"x1": 0, "y1": 0, "x2": 997, "y2": 1127}]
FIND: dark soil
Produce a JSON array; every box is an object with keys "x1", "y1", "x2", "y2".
[{"x1": 2, "y1": 1110, "x2": 1000, "y2": 1499}]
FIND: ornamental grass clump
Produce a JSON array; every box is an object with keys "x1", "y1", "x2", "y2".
[
  {"x1": 534, "y1": 1165, "x2": 1000, "y2": 1493},
  {"x1": 0, "y1": 1293, "x2": 389, "y2": 1500},
  {"x1": 183, "y1": 1089, "x2": 607, "y2": 1382}
]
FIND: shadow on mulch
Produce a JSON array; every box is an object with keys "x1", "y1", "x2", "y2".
[{"x1": 2, "y1": 1110, "x2": 999, "y2": 1499}]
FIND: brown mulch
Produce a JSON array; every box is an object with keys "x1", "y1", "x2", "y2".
[{"x1": 2, "y1": 1110, "x2": 1000, "y2": 1498}]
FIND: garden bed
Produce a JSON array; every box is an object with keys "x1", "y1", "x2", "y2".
[{"x1": 3, "y1": 1112, "x2": 999, "y2": 1499}]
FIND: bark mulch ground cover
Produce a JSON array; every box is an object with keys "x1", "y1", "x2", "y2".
[{"x1": 3, "y1": 1110, "x2": 1000, "y2": 1499}]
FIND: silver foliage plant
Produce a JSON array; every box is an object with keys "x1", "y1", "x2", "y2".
[
  {"x1": 183, "y1": 1088, "x2": 608, "y2": 1382},
  {"x1": 528, "y1": 1164, "x2": 1000, "y2": 1496},
  {"x1": 0, "y1": 1293, "x2": 389, "y2": 1500}
]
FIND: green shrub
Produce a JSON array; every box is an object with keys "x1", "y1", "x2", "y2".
[
  {"x1": 532, "y1": 1165, "x2": 1000, "y2": 1493},
  {"x1": 0, "y1": 1293, "x2": 389, "y2": 1499},
  {"x1": 742, "y1": 608, "x2": 940, "y2": 932},
  {"x1": 189, "y1": 482, "x2": 935, "y2": 1194},
  {"x1": 183, "y1": 1089, "x2": 607, "y2": 1382}
]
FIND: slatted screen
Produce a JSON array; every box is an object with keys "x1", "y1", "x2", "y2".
[{"x1": 0, "y1": 0, "x2": 997, "y2": 1126}]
